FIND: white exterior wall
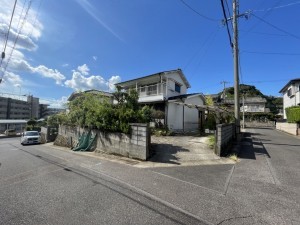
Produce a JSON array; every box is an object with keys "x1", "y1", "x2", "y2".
[
  {"x1": 167, "y1": 96, "x2": 204, "y2": 132},
  {"x1": 184, "y1": 96, "x2": 204, "y2": 131},
  {"x1": 167, "y1": 102, "x2": 183, "y2": 131},
  {"x1": 282, "y1": 82, "x2": 300, "y2": 119},
  {"x1": 165, "y1": 72, "x2": 187, "y2": 98}
]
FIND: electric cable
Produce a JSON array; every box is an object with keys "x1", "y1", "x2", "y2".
[
  {"x1": 220, "y1": 0, "x2": 233, "y2": 48},
  {"x1": 253, "y1": 1, "x2": 300, "y2": 12},
  {"x1": 1, "y1": 0, "x2": 18, "y2": 69},
  {"x1": 243, "y1": 0, "x2": 283, "y2": 36},
  {"x1": 179, "y1": 0, "x2": 218, "y2": 22},
  {"x1": 251, "y1": 13, "x2": 300, "y2": 41},
  {"x1": 0, "y1": 0, "x2": 32, "y2": 83},
  {"x1": 242, "y1": 50, "x2": 300, "y2": 56}
]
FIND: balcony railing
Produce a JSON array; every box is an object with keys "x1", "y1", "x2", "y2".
[{"x1": 137, "y1": 83, "x2": 166, "y2": 97}]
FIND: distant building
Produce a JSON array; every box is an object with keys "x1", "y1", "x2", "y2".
[
  {"x1": 27, "y1": 95, "x2": 40, "y2": 119},
  {"x1": 0, "y1": 95, "x2": 63, "y2": 120},
  {"x1": 0, "y1": 97, "x2": 30, "y2": 119},
  {"x1": 45, "y1": 107, "x2": 65, "y2": 117},
  {"x1": 279, "y1": 78, "x2": 300, "y2": 119}
]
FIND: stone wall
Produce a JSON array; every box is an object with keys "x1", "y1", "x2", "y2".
[
  {"x1": 41, "y1": 126, "x2": 58, "y2": 143},
  {"x1": 215, "y1": 123, "x2": 236, "y2": 156},
  {"x1": 57, "y1": 124, "x2": 150, "y2": 160},
  {"x1": 276, "y1": 122, "x2": 299, "y2": 136}
]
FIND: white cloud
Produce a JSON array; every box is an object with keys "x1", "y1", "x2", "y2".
[
  {"x1": 2, "y1": 71, "x2": 22, "y2": 85},
  {"x1": 0, "y1": 1, "x2": 65, "y2": 87},
  {"x1": 5, "y1": 57, "x2": 66, "y2": 85},
  {"x1": 65, "y1": 64, "x2": 121, "y2": 92},
  {"x1": 40, "y1": 96, "x2": 68, "y2": 109},
  {"x1": 108, "y1": 76, "x2": 121, "y2": 91},
  {"x1": 77, "y1": 64, "x2": 90, "y2": 75},
  {"x1": 0, "y1": 24, "x2": 37, "y2": 51},
  {"x1": 33, "y1": 65, "x2": 66, "y2": 85},
  {"x1": 62, "y1": 63, "x2": 69, "y2": 67}
]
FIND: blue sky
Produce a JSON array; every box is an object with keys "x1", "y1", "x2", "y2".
[{"x1": 1, "y1": 0, "x2": 300, "y2": 107}]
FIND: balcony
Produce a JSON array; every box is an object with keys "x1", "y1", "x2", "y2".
[{"x1": 134, "y1": 83, "x2": 166, "y2": 103}]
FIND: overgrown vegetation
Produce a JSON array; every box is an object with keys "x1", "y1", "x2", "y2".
[
  {"x1": 25, "y1": 118, "x2": 46, "y2": 131},
  {"x1": 47, "y1": 88, "x2": 151, "y2": 134},
  {"x1": 286, "y1": 106, "x2": 300, "y2": 123},
  {"x1": 204, "y1": 96, "x2": 235, "y2": 130},
  {"x1": 207, "y1": 135, "x2": 215, "y2": 149}
]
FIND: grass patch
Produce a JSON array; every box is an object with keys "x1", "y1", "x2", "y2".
[
  {"x1": 228, "y1": 154, "x2": 238, "y2": 162},
  {"x1": 207, "y1": 135, "x2": 215, "y2": 149}
]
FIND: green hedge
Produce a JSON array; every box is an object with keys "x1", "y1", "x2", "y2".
[{"x1": 286, "y1": 106, "x2": 300, "y2": 123}]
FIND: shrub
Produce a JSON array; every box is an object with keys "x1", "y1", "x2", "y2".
[
  {"x1": 286, "y1": 106, "x2": 300, "y2": 123},
  {"x1": 48, "y1": 89, "x2": 151, "y2": 134}
]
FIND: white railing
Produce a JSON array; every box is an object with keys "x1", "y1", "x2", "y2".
[{"x1": 138, "y1": 83, "x2": 166, "y2": 97}]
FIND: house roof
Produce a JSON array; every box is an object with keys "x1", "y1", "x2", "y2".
[
  {"x1": 168, "y1": 93, "x2": 204, "y2": 101},
  {"x1": 115, "y1": 69, "x2": 191, "y2": 88},
  {"x1": 68, "y1": 89, "x2": 112, "y2": 101},
  {"x1": 279, "y1": 78, "x2": 300, "y2": 93}
]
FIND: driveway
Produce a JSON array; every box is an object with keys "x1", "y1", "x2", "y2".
[{"x1": 137, "y1": 135, "x2": 234, "y2": 168}]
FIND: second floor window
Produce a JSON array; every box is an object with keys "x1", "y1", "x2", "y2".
[
  {"x1": 287, "y1": 88, "x2": 293, "y2": 97},
  {"x1": 148, "y1": 85, "x2": 157, "y2": 95},
  {"x1": 175, "y1": 83, "x2": 181, "y2": 93},
  {"x1": 140, "y1": 86, "x2": 146, "y2": 92}
]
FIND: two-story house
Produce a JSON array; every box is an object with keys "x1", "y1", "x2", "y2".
[
  {"x1": 115, "y1": 69, "x2": 205, "y2": 132},
  {"x1": 279, "y1": 78, "x2": 300, "y2": 119}
]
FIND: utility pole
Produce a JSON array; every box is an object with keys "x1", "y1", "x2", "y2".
[
  {"x1": 242, "y1": 93, "x2": 245, "y2": 129},
  {"x1": 233, "y1": 0, "x2": 240, "y2": 133},
  {"x1": 220, "y1": 81, "x2": 229, "y2": 103}
]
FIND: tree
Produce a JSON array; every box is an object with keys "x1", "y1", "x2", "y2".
[
  {"x1": 27, "y1": 118, "x2": 37, "y2": 130},
  {"x1": 53, "y1": 89, "x2": 151, "y2": 134}
]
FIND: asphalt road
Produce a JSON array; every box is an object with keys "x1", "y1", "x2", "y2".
[{"x1": 0, "y1": 128, "x2": 299, "y2": 225}]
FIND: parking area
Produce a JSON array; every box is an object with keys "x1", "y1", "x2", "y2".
[{"x1": 135, "y1": 135, "x2": 234, "y2": 168}]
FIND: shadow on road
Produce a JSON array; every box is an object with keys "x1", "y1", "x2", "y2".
[{"x1": 238, "y1": 132, "x2": 271, "y2": 160}]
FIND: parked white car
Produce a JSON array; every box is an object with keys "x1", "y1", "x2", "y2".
[{"x1": 21, "y1": 131, "x2": 41, "y2": 145}]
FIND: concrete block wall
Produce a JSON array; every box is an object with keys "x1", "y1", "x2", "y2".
[
  {"x1": 57, "y1": 124, "x2": 150, "y2": 160},
  {"x1": 276, "y1": 122, "x2": 299, "y2": 136},
  {"x1": 215, "y1": 123, "x2": 235, "y2": 156},
  {"x1": 129, "y1": 123, "x2": 150, "y2": 160}
]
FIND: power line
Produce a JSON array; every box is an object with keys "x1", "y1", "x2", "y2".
[
  {"x1": 253, "y1": 1, "x2": 300, "y2": 12},
  {"x1": 251, "y1": 13, "x2": 300, "y2": 41},
  {"x1": 243, "y1": 79, "x2": 292, "y2": 84},
  {"x1": 0, "y1": 0, "x2": 18, "y2": 69},
  {"x1": 183, "y1": 27, "x2": 220, "y2": 70},
  {"x1": 27, "y1": 0, "x2": 43, "y2": 38},
  {"x1": 224, "y1": 0, "x2": 233, "y2": 30},
  {"x1": 243, "y1": 0, "x2": 283, "y2": 36},
  {"x1": 1, "y1": 0, "x2": 32, "y2": 83},
  {"x1": 242, "y1": 50, "x2": 300, "y2": 56},
  {"x1": 179, "y1": 0, "x2": 218, "y2": 22},
  {"x1": 239, "y1": 29, "x2": 288, "y2": 37},
  {"x1": 220, "y1": 0, "x2": 233, "y2": 48}
]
